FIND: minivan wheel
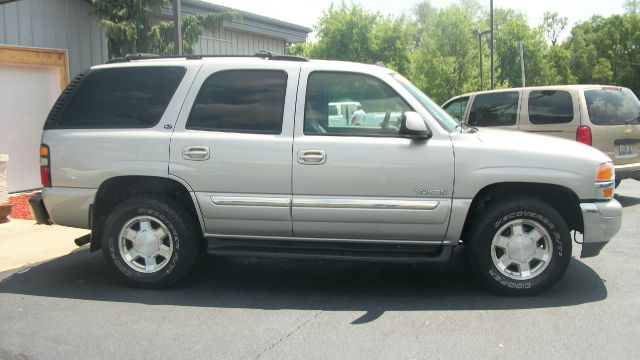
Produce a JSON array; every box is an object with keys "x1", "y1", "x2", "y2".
[
  {"x1": 467, "y1": 197, "x2": 572, "y2": 296},
  {"x1": 102, "y1": 197, "x2": 200, "y2": 288}
]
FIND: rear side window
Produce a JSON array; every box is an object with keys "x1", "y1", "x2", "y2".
[
  {"x1": 469, "y1": 92, "x2": 519, "y2": 127},
  {"x1": 528, "y1": 90, "x2": 573, "y2": 124},
  {"x1": 187, "y1": 70, "x2": 287, "y2": 134},
  {"x1": 54, "y1": 67, "x2": 186, "y2": 129},
  {"x1": 584, "y1": 88, "x2": 640, "y2": 126}
]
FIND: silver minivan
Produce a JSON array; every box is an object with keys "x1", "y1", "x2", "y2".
[{"x1": 443, "y1": 85, "x2": 640, "y2": 186}]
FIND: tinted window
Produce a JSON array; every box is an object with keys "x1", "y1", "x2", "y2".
[
  {"x1": 187, "y1": 70, "x2": 287, "y2": 134},
  {"x1": 304, "y1": 72, "x2": 412, "y2": 137},
  {"x1": 528, "y1": 90, "x2": 573, "y2": 124},
  {"x1": 585, "y1": 88, "x2": 640, "y2": 126},
  {"x1": 57, "y1": 67, "x2": 185, "y2": 129},
  {"x1": 443, "y1": 97, "x2": 469, "y2": 121},
  {"x1": 469, "y1": 92, "x2": 519, "y2": 127}
]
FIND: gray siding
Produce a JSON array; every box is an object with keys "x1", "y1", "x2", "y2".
[
  {"x1": 195, "y1": 28, "x2": 285, "y2": 56},
  {"x1": 0, "y1": 0, "x2": 108, "y2": 78}
]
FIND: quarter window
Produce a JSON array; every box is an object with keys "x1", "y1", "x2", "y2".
[
  {"x1": 304, "y1": 72, "x2": 412, "y2": 136},
  {"x1": 443, "y1": 97, "x2": 469, "y2": 121},
  {"x1": 56, "y1": 67, "x2": 186, "y2": 129},
  {"x1": 528, "y1": 90, "x2": 574, "y2": 124},
  {"x1": 469, "y1": 92, "x2": 519, "y2": 127},
  {"x1": 187, "y1": 70, "x2": 287, "y2": 134}
]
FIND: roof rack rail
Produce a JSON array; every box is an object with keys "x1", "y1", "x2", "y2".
[
  {"x1": 106, "y1": 51, "x2": 309, "y2": 64},
  {"x1": 253, "y1": 51, "x2": 309, "y2": 62}
]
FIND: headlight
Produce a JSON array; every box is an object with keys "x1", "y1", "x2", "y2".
[{"x1": 595, "y1": 163, "x2": 615, "y2": 198}]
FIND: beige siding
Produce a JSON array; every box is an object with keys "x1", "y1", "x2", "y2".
[{"x1": 195, "y1": 28, "x2": 285, "y2": 56}]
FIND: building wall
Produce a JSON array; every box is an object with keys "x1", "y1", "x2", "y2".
[
  {"x1": 0, "y1": 0, "x2": 108, "y2": 78},
  {"x1": 195, "y1": 28, "x2": 285, "y2": 56}
]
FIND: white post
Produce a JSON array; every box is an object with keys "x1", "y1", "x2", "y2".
[
  {"x1": 0, "y1": 154, "x2": 10, "y2": 222},
  {"x1": 519, "y1": 42, "x2": 526, "y2": 87}
]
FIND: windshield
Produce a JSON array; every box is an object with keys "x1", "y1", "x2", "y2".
[
  {"x1": 391, "y1": 73, "x2": 460, "y2": 132},
  {"x1": 584, "y1": 87, "x2": 640, "y2": 126}
]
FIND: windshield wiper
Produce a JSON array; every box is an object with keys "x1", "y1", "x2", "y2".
[{"x1": 626, "y1": 114, "x2": 640, "y2": 125}]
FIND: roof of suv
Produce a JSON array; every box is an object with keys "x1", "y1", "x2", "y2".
[{"x1": 446, "y1": 85, "x2": 629, "y2": 103}]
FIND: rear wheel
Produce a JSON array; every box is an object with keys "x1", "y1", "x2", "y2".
[
  {"x1": 102, "y1": 197, "x2": 200, "y2": 288},
  {"x1": 467, "y1": 197, "x2": 572, "y2": 296}
]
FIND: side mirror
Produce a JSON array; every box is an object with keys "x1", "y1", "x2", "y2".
[{"x1": 400, "y1": 111, "x2": 432, "y2": 139}]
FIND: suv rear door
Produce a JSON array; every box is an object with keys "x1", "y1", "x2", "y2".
[
  {"x1": 291, "y1": 69, "x2": 454, "y2": 241},
  {"x1": 519, "y1": 88, "x2": 580, "y2": 141},
  {"x1": 169, "y1": 62, "x2": 300, "y2": 237}
]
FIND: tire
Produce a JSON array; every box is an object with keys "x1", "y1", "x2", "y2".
[
  {"x1": 467, "y1": 196, "x2": 572, "y2": 296},
  {"x1": 102, "y1": 197, "x2": 200, "y2": 288}
]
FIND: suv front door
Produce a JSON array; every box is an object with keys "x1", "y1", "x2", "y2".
[
  {"x1": 170, "y1": 64, "x2": 300, "y2": 237},
  {"x1": 292, "y1": 70, "x2": 454, "y2": 242}
]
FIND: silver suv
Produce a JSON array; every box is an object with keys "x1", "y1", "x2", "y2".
[{"x1": 33, "y1": 54, "x2": 622, "y2": 295}]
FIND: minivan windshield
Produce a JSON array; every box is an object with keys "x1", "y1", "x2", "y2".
[
  {"x1": 584, "y1": 87, "x2": 640, "y2": 126},
  {"x1": 391, "y1": 73, "x2": 460, "y2": 132}
]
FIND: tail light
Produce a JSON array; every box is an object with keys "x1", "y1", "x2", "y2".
[
  {"x1": 40, "y1": 144, "x2": 51, "y2": 187},
  {"x1": 576, "y1": 126, "x2": 592, "y2": 146}
]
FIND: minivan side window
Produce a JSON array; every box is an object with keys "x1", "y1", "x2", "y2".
[
  {"x1": 443, "y1": 97, "x2": 469, "y2": 121},
  {"x1": 468, "y1": 92, "x2": 519, "y2": 127},
  {"x1": 54, "y1": 67, "x2": 186, "y2": 129},
  {"x1": 304, "y1": 72, "x2": 412, "y2": 137},
  {"x1": 528, "y1": 90, "x2": 573, "y2": 124},
  {"x1": 187, "y1": 70, "x2": 287, "y2": 134}
]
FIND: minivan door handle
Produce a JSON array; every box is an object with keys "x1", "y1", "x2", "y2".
[
  {"x1": 297, "y1": 150, "x2": 326, "y2": 165},
  {"x1": 182, "y1": 146, "x2": 210, "y2": 161}
]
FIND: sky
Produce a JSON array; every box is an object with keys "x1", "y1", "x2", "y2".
[{"x1": 204, "y1": 0, "x2": 627, "y2": 40}]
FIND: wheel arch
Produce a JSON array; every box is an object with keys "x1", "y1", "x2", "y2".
[
  {"x1": 90, "y1": 175, "x2": 204, "y2": 251},
  {"x1": 459, "y1": 182, "x2": 583, "y2": 244}
]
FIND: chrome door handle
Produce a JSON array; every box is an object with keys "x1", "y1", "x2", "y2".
[
  {"x1": 297, "y1": 150, "x2": 326, "y2": 165},
  {"x1": 182, "y1": 146, "x2": 210, "y2": 161}
]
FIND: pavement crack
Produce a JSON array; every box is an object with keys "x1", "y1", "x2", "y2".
[{"x1": 254, "y1": 310, "x2": 323, "y2": 360}]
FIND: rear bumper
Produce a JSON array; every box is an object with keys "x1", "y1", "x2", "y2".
[
  {"x1": 579, "y1": 200, "x2": 622, "y2": 258},
  {"x1": 42, "y1": 187, "x2": 97, "y2": 229},
  {"x1": 615, "y1": 162, "x2": 640, "y2": 179}
]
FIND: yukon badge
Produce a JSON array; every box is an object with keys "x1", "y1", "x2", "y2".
[{"x1": 415, "y1": 188, "x2": 448, "y2": 196}]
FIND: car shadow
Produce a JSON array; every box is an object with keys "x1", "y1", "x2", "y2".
[
  {"x1": 0, "y1": 247, "x2": 607, "y2": 323},
  {"x1": 615, "y1": 194, "x2": 640, "y2": 208}
]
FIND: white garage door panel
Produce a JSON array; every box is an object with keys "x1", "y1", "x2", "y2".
[{"x1": 0, "y1": 63, "x2": 60, "y2": 193}]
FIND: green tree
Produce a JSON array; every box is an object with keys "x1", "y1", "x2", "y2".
[
  {"x1": 409, "y1": 4, "x2": 480, "y2": 102},
  {"x1": 90, "y1": 0, "x2": 236, "y2": 58},
  {"x1": 567, "y1": 13, "x2": 640, "y2": 92},
  {"x1": 542, "y1": 11, "x2": 568, "y2": 45},
  {"x1": 311, "y1": 2, "x2": 414, "y2": 74},
  {"x1": 625, "y1": 0, "x2": 640, "y2": 13}
]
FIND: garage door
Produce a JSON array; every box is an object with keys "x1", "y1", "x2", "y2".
[{"x1": 0, "y1": 63, "x2": 61, "y2": 192}]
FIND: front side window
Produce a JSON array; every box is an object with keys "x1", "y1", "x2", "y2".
[
  {"x1": 187, "y1": 70, "x2": 287, "y2": 134},
  {"x1": 528, "y1": 90, "x2": 574, "y2": 124},
  {"x1": 469, "y1": 92, "x2": 519, "y2": 127},
  {"x1": 443, "y1": 97, "x2": 469, "y2": 122},
  {"x1": 304, "y1": 72, "x2": 412, "y2": 136},
  {"x1": 57, "y1": 66, "x2": 186, "y2": 129},
  {"x1": 585, "y1": 88, "x2": 640, "y2": 126}
]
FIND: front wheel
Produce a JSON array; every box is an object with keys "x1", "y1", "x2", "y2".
[
  {"x1": 102, "y1": 197, "x2": 200, "y2": 288},
  {"x1": 467, "y1": 197, "x2": 572, "y2": 296}
]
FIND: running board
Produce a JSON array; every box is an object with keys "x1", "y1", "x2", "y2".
[{"x1": 206, "y1": 238, "x2": 453, "y2": 263}]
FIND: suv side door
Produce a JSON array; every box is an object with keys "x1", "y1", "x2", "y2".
[
  {"x1": 169, "y1": 62, "x2": 300, "y2": 237},
  {"x1": 519, "y1": 88, "x2": 580, "y2": 141},
  {"x1": 291, "y1": 69, "x2": 454, "y2": 242},
  {"x1": 467, "y1": 91, "x2": 521, "y2": 131}
]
